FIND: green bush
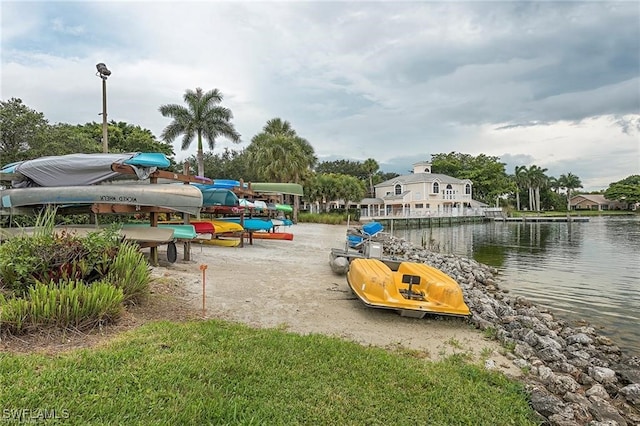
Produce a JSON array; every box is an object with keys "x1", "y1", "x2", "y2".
[
  {"x1": 298, "y1": 212, "x2": 354, "y2": 224},
  {"x1": 0, "y1": 279, "x2": 123, "y2": 333},
  {"x1": 0, "y1": 230, "x2": 121, "y2": 294},
  {"x1": 106, "y1": 241, "x2": 151, "y2": 303},
  {"x1": 0, "y1": 208, "x2": 150, "y2": 334}
]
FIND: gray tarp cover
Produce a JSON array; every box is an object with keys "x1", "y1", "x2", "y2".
[{"x1": 11, "y1": 153, "x2": 155, "y2": 187}]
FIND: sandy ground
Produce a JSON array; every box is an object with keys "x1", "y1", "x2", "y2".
[{"x1": 154, "y1": 222, "x2": 520, "y2": 376}]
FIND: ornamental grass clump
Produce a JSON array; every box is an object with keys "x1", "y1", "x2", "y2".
[
  {"x1": 0, "y1": 279, "x2": 123, "y2": 334},
  {"x1": 106, "y1": 241, "x2": 151, "y2": 303}
]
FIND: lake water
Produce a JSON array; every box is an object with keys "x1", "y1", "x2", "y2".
[{"x1": 392, "y1": 216, "x2": 640, "y2": 357}]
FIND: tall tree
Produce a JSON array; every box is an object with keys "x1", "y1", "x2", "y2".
[
  {"x1": 0, "y1": 98, "x2": 49, "y2": 165},
  {"x1": 27, "y1": 124, "x2": 100, "y2": 159},
  {"x1": 604, "y1": 175, "x2": 640, "y2": 205},
  {"x1": 514, "y1": 165, "x2": 527, "y2": 211},
  {"x1": 335, "y1": 174, "x2": 366, "y2": 208},
  {"x1": 430, "y1": 152, "x2": 510, "y2": 204},
  {"x1": 247, "y1": 118, "x2": 317, "y2": 221},
  {"x1": 362, "y1": 158, "x2": 379, "y2": 197},
  {"x1": 524, "y1": 165, "x2": 548, "y2": 212},
  {"x1": 158, "y1": 87, "x2": 240, "y2": 177},
  {"x1": 315, "y1": 159, "x2": 365, "y2": 178},
  {"x1": 191, "y1": 148, "x2": 256, "y2": 182},
  {"x1": 558, "y1": 172, "x2": 583, "y2": 211}
]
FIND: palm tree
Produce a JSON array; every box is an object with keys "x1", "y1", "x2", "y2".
[
  {"x1": 362, "y1": 158, "x2": 379, "y2": 198},
  {"x1": 247, "y1": 118, "x2": 317, "y2": 221},
  {"x1": 514, "y1": 165, "x2": 527, "y2": 211},
  {"x1": 548, "y1": 176, "x2": 560, "y2": 194},
  {"x1": 559, "y1": 172, "x2": 583, "y2": 211},
  {"x1": 520, "y1": 166, "x2": 535, "y2": 211},
  {"x1": 158, "y1": 87, "x2": 240, "y2": 177},
  {"x1": 521, "y1": 165, "x2": 548, "y2": 211},
  {"x1": 530, "y1": 165, "x2": 549, "y2": 212}
]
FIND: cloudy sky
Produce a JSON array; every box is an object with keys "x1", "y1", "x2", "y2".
[{"x1": 2, "y1": 1, "x2": 638, "y2": 191}]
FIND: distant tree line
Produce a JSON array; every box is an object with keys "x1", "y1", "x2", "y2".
[{"x1": 2, "y1": 96, "x2": 637, "y2": 216}]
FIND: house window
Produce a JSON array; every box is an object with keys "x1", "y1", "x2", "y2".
[
  {"x1": 394, "y1": 184, "x2": 402, "y2": 195},
  {"x1": 432, "y1": 182, "x2": 439, "y2": 193},
  {"x1": 414, "y1": 192, "x2": 421, "y2": 200},
  {"x1": 415, "y1": 203, "x2": 424, "y2": 209},
  {"x1": 445, "y1": 184, "x2": 454, "y2": 200},
  {"x1": 465, "y1": 184, "x2": 471, "y2": 195}
]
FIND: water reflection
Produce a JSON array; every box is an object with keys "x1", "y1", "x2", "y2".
[{"x1": 393, "y1": 216, "x2": 640, "y2": 356}]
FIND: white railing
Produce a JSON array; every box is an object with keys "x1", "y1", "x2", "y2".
[{"x1": 362, "y1": 208, "x2": 487, "y2": 219}]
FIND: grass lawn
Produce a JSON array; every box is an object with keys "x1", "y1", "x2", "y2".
[{"x1": 1, "y1": 320, "x2": 541, "y2": 425}]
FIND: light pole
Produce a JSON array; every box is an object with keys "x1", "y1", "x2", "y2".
[{"x1": 95, "y1": 63, "x2": 111, "y2": 153}]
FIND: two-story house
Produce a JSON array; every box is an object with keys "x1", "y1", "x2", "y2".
[{"x1": 359, "y1": 161, "x2": 482, "y2": 218}]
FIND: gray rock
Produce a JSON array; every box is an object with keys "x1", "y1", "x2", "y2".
[
  {"x1": 618, "y1": 383, "x2": 640, "y2": 407},
  {"x1": 529, "y1": 385, "x2": 566, "y2": 417},
  {"x1": 539, "y1": 346, "x2": 566, "y2": 362},
  {"x1": 381, "y1": 233, "x2": 638, "y2": 425},
  {"x1": 537, "y1": 334, "x2": 564, "y2": 351},
  {"x1": 564, "y1": 392, "x2": 590, "y2": 406},
  {"x1": 586, "y1": 384, "x2": 610, "y2": 399},
  {"x1": 514, "y1": 342, "x2": 536, "y2": 360},
  {"x1": 590, "y1": 367, "x2": 618, "y2": 385},
  {"x1": 588, "y1": 395, "x2": 628, "y2": 425},
  {"x1": 548, "y1": 374, "x2": 581, "y2": 395},
  {"x1": 567, "y1": 333, "x2": 594, "y2": 345}
]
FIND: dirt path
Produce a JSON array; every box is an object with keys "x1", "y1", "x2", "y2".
[{"x1": 154, "y1": 223, "x2": 520, "y2": 376}]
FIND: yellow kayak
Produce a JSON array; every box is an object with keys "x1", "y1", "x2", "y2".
[
  {"x1": 201, "y1": 237, "x2": 241, "y2": 247},
  {"x1": 209, "y1": 219, "x2": 243, "y2": 234}
]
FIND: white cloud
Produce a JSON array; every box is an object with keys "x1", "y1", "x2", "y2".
[{"x1": 1, "y1": 1, "x2": 638, "y2": 191}]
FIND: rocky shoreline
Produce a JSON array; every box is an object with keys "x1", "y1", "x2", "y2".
[{"x1": 373, "y1": 232, "x2": 639, "y2": 426}]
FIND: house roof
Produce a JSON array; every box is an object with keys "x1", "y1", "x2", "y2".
[
  {"x1": 376, "y1": 172, "x2": 468, "y2": 187},
  {"x1": 383, "y1": 190, "x2": 410, "y2": 201},
  {"x1": 570, "y1": 194, "x2": 610, "y2": 204}
]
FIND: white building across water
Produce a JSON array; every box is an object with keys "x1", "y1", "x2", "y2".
[
  {"x1": 304, "y1": 161, "x2": 489, "y2": 218},
  {"x1": 358, "y1": 161, "x2": 487, "y2": 219}
]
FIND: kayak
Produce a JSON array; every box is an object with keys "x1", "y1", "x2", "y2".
[{"x1": 245, "y1": 231, "x2": 293, "y2": 241}]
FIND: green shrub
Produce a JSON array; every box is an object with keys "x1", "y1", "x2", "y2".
[
  {"x1": 298, "y1": 212, "x2": 351, "y2": 224},
  {"x1": 0, "y1": 279, "x2": 123, "y2": 333},
  {"x1": 0, "y1": 207, "x2": 149, "y2": 334},
  {"x1": 0, "y1": 230, "x2": 121, "y2": 295},
  {"x1": 106, "y1": 241, "x2": 151, "y2": 303}
]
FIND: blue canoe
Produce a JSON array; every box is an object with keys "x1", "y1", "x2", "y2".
[
  {"x1": 198, "y1": 187, "x2": 239, "y2": 207},
  {"x1": 218, "y1": 217, "x2": 273, "y2": 231},
  {"x1": 124, "y1": 152, "x2": 171, "y2": 168}
]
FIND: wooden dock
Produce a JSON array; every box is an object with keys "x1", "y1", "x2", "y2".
[
  {"x1": 371, "y1": 215, "x2": 488, "y2": 229},
  {"x1": 494, "y1": 216, "x2": 589, "y2": 223}
]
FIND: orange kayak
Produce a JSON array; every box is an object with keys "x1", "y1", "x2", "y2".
[{"x1": 244, "y1": 232, "x2": 293, "y2": 241}]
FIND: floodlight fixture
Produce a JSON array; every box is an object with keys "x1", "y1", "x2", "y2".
[{"x1": 96, "y1": 62, "x2": 111, "y2": 78}]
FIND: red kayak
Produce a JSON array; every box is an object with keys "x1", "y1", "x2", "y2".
[{"x1": 161, "y1": 221, "x2": 214, "y2": 234}]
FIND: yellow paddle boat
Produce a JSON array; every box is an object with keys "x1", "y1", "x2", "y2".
[{"x1": 346, "y1": 258, "x2": 471, "y2": 318}]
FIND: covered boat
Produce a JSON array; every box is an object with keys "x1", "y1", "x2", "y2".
[{"x1": 346, "y1": 258, "x2": 470, "y2": 318}]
